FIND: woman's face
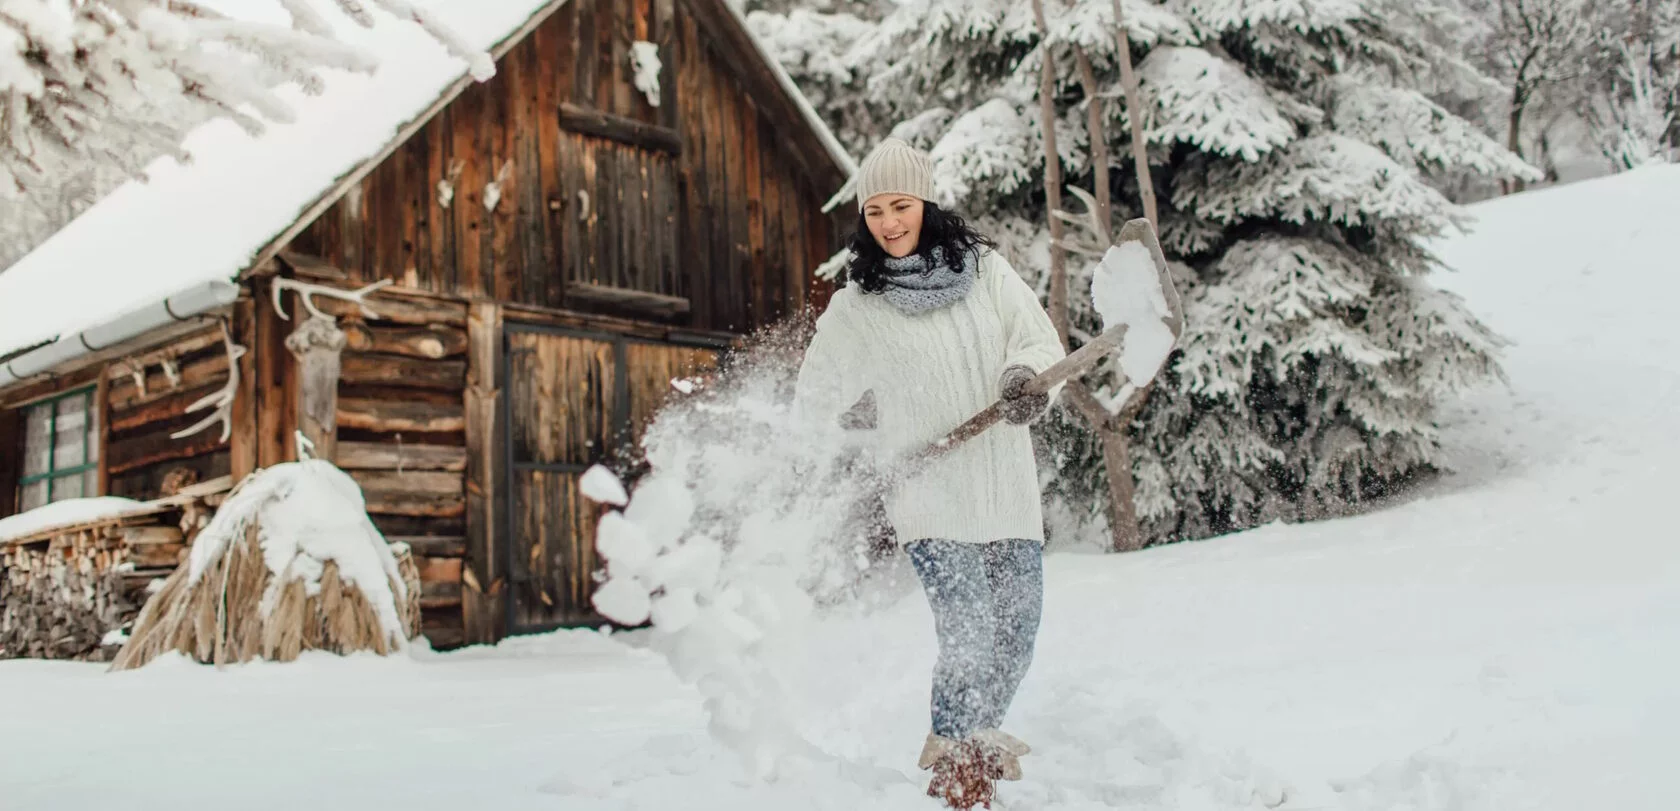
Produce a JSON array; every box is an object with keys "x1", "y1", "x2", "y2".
[{"x1": 864, "y1": 194, "x2": 925, "y2": 258}]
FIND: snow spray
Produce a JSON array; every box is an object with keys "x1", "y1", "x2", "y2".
[{"x1": 582, "y1": 317, "x2": 896, "y2": 780}]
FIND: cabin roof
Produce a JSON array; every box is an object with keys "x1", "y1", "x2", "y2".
[{"x1": 0, "y1": 0, "x2": 854, "y2": 369}]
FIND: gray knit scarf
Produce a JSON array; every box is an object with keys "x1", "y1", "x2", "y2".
[{"x1": 879, "y1": 246, "x2": 977, "y2": 315}]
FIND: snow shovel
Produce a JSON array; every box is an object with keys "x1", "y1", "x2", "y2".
[{"x1": 909, "y1": 217, "x2": 1185, "y2": 469}]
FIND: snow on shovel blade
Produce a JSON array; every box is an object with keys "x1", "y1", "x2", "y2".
[{"x1": 1094, "y1": 219, "x2": 1184, "y2": 391}]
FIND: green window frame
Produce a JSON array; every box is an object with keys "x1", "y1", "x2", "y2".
[{"x1": 17, "y1": 386, "x2": 99, "y2": 511}]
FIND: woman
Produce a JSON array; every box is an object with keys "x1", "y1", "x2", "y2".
[{"x1": 795, "y1": 138, "x2": 1065, "y2": 797}]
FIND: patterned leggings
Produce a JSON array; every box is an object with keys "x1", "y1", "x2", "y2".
[{"x1": 906, "y1": 538, "x2": 1044, "y2": 739}]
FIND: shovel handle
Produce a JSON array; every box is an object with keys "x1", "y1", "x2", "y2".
[
  {"x1": 902, "y1": 218, "x2": 1183, "y2": 471},
  {"x1": 913, "y1": 323, "x2": 1129, "y2": 464}
]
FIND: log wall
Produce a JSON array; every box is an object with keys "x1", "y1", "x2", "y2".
[
  {"x1": 329, "y1": 294, "x2": 471, "y2": 648},
  {"x1": 103, "y1": 325, "x2": 234, "y2": 500}
]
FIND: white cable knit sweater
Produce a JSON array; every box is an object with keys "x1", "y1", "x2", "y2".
[{"x1": 795, "y1": 249, "x2": 1066, "y2": 545}]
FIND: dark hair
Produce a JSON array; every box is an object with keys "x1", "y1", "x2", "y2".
[{"x1": 843, "y1": 201, "x2": 995, "y2": 294}]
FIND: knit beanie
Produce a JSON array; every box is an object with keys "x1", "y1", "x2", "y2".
[{"x1": 855, "y1": 137, "x2": 934, "y2": 211}]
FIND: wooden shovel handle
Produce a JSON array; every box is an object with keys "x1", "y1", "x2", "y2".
[
  {"x1": 916, "y1": 323, "x2": 1129, "y2": 463},
  {"x1": 911, "y1": 217, "x2": 1183, "y2": 468}
]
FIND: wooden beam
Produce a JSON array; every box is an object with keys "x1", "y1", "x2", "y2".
[
  {"x1": 388, "y1": 535, "x2": 467, "y2": 557},
  {"x1": 564, "y1": 282, "x2": 690, "y2": 317},
  {"x1": 229, "y1": 298, "x2": 258, "y2": 481},
  {"x1": 108, "y1": 383, "x2": 222, "y2": 434},
  {"x1": 337, "y1": 441, "x2": 468, "y2": 472},
  {"x1": 343, "y1": 323, "x2": 468, "y2": 360},
  {"x1": 277, "y1": 249, "x2": 349, "y2": 281},
  {"x1": 105, "y1": 426, "x2": 224, "y2": 477},
  {"x1": 558, "y1": 102, "x2": 683, "y2": 154},
  {"x1": 0, "y1": 407, "x2": 19, "y2": 517},
  {"x1": 309, "y1": 287, "x2": 469, "y2": 327},
  {"x1": 463, "y1": 301, "x2": 505, "y2": 645},
  {"x1": 95, "y1": 371, "x2": 111, "y2": 496},
  {"x1": 500, "y1": 300, "x2": 738, "y2": 345},
  {"x1": 337, "y1": 398, "x2": 466, "y2": 434},
  {"x1": 340, "y1": 354, "x2": 466, "y2": 391}
]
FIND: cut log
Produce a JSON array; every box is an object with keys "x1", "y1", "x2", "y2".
[
  {"x1": 558, "y1": 102, "x2": 683, "y2": 154},
  {"x1": 108, "y1": 383, "x2": 224, "y2": 434},
  {"x1": 128, "y1": 543, "x2": 186, "y2": 568},
  {"x1": 348, "y1": 469, "x2": 462, "y2": 497},
  {"x1": 343, "y1": 323, "x2": 468, "y2": 360},
  {"x1": 106, "y1": 424, "x2": 225, "y2": 476},
  {"x1": 337, "y1": 398, "x2": 466, "y2": 433},
  {"x1": 337, "y1": 441, "x2": 468, "y2": 472},
  {"x1": 387, "y1": 536, "x2": 467, "y2": 557},
  {"x1": 416, "y1": 556, "x2": 463, "y2": 584},
  {"x1": 340, "y1": 354, "x2": 466, "y2": 391},
  {"x1": 420, "y1": 580, "x2": 464, "y2": 609},
  {"x1": 565, "y1": 282, "x2": 691, "y2": 317},
  {"x1": 119, "y1": 527, "x2": 184, "y2": 545},
  {"x1": 312, "y1": 291, "x2": 467, "y2": 327}
]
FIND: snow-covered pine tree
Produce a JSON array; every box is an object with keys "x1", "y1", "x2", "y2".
[
  {"x1": 0, "y1": 0, "x2": 492, "y2": 198},
  {"x1": 754, "y1": 0, "x2": 1527, "y2": 545}
]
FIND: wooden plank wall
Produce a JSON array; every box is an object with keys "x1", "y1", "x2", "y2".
[{"x1": 287, "y1": 0, "x2": 845, "y2": 336}]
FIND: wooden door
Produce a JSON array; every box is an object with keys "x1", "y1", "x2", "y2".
[{"x1": 502, "y1": 324, "x2": 719, "y2": 634}]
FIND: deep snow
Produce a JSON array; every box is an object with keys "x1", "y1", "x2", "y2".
[{"x1": 2, "y1": 166, "x2": 1677, "y2": 809}]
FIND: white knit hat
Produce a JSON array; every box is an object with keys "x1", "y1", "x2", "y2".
[{"x1": 854, "y1": 137, "x2": 935, "y2": 211}]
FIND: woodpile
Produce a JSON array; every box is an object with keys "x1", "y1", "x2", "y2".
[{"x1": 0, "y1": 514, "x2": 188, "y2": 661}]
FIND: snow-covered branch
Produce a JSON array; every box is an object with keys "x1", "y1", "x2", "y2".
[{"x1": 0, "y1": 0, "x2": 491, "y2": 198}]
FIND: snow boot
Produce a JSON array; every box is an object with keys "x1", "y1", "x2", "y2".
[
  {"x1": 972, "y1": 728, "x2": 1029, "y2": 781},
  {"x1": 919, "y1": 734, "x2": 996, "y2": 809}
]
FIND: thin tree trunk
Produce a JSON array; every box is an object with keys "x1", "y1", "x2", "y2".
[
  {"x1": 1112, "y1": 0, "x2": 1158, "y2": 228},
  {"x1": 1507, "y1": 97, "x2": 1526, "y2": 194},
  {"x1": 1032, "y1": 0, "x2": 1069, "y2": 347},
  {"x1": 1073, "y1": 44, "x2": 1144, "y2": 553},
  {"x1": 1075, "y1": 48, "x2": 1112, "y2": 233},
  {"x1": 1100, "y1": 428, "x2": 1143, "y2": 551}
]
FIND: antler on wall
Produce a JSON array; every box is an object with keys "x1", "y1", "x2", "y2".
[
  {"x1": 171, "y1": 319, "x2": 248, "y2": 444},
  {"x1": 271, "y1": 278, "x2": 393, "y2": 322}
]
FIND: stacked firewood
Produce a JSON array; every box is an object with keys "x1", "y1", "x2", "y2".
[{"x1": 0, "y1": 514, "x2": 192, "y2": 662}]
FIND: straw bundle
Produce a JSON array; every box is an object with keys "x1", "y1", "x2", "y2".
[{"x1": 111, "y1": 461, "x2": 419, "y2": 671}]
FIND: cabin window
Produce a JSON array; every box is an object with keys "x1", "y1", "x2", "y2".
[{"x1": 17, "y1": 387, "x2": 99, "y2": 511}]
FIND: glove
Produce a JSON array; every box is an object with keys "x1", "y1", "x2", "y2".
[{"x1": 998, "y1": 365, "x2": 1048, "y2": 425}]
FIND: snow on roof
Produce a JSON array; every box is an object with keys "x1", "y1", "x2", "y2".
[
  {"x1": 0, "y1": 0, "x2": 561, "y2": 364},
  {"x1": 0, "y1": 0, "x2": 856, "y2": 368}
]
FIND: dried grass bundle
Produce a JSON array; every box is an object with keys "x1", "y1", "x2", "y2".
[{"x1": 111, "y1": 461, "x2": 421, "y2": 671}]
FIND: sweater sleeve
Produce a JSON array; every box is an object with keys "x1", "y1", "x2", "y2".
[
  {"x1": 794, "y1": 289, "x2": 870, "y2": 431},
  {"x1": 991, "y1": 251, "x2": 1067, "y2": 385}
]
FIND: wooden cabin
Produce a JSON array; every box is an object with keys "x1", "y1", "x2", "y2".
[{"x1": 0, "y1": 0, "x2": 853, "y2": 654}]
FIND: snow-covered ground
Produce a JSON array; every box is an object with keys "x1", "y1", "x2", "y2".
[{"x1": 3, "y1": 166, "x2": 1677, "y2": 810}]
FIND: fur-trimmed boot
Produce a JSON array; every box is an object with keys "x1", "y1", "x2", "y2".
[
  {"x1": 919, "y1": 734, "x2": 997, "y2": 809},
  {"x1": 972, "y1": 728, "x2": 1030, "y2": 781}
]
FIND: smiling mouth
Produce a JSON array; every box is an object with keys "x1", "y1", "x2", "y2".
[{"x1": 886, "y1": 231, "x2": 908, "y2": 241}]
